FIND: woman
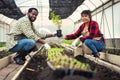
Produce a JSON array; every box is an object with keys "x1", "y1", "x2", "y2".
[{"x1": 63, "y1": 10, "x2": 106, "y2": 57}]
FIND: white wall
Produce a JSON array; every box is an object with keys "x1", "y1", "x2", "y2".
[
  {"x1": 92, "y1": 2, "x2": 120, "y2": 39},
  {"x1": 0, "y1": 24, "x2": 9, "y2": 42}
]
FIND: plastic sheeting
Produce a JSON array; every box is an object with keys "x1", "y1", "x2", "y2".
[
  {"x1": 0, "y1": 0, "x2": 111, "y2": 22},
  {"x1": 0, "y1": 0, "x2": 25, "y2": 19},
  {"x1": 49, "y1": 0, "x2": 84, "y2": 19}
]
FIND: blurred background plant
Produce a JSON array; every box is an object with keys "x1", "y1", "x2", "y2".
[{"x1": 0, "y1": 43, "x2": 6, "y2": 47}]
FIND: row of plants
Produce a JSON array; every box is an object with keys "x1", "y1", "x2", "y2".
[
  {"x1": 62, "y1": 40, "x2": 73, "y2": 45},
  {"x1": 47, "y1": 47, "x2": 94, "y2": 72},
  {"x1": 62, "y1": 39, "x2": 81, "y2": 47}
]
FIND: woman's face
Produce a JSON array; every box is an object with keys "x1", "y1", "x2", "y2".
[{"x1": 81, "y1": 14, "x2": 90, "y2": 23}]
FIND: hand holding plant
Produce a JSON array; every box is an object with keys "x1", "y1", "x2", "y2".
[{"x1": 51, "y1": 11, "x2": 62, "y2": 37}]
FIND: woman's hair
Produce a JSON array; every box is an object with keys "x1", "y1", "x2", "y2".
[
  {"x1": 28, "y1": 8, "x2": 38, "y2": 13},
  {"x1": 81, "y1": 10, "x2": 92, "y2": 21}
]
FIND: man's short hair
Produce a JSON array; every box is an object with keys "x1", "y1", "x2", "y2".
[{"x1": 28, "y1": 8, "x2": 38, "y2": 13}]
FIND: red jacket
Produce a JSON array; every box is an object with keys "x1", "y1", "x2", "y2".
[{"x1": 66, "y1": 21, "x2": 105, "y2": 43}]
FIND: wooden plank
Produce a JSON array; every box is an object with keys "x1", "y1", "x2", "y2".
[
  {"x1": 0, "y1": 64, "x2": 22, "y2": 80},
  {"x1": 84, "y1": 54, "x2": 120, "y2": 74},
  {"x1": 11, "y1": 52, "x2": 36, "y2": 80},
  {"x1": 73, "y1": 44, "x2": 120, "y2": 67},
  {"x1": 11, "y1": 46, "x2": 43, "y2": 80},
  {"x1": 100, "y1": 52, "x2": 120, "y2": 66},
  {"x1": 0, "y1": 47, "x2": 6, "y2": 51},
  {"x1": 0, "y1": 54, "x2": 15, "y2": 69}
]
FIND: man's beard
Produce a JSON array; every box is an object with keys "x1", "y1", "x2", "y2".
[{"x1": 29, "y1": 17, "x2": 35, "y2": 22}]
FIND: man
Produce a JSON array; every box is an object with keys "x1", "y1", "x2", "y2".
[{"x1": 7, "y1": 8, "x2": 55, "y2": 65}]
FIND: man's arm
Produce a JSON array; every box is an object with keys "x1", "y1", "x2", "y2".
[
  {"x1": 45, "y1": 34, "x2": 55, "y2": 38},
  {"x1": 37, "y1": 38, "x2": 46, "y2": 44}
]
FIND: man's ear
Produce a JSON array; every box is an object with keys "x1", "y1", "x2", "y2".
[{"x1": 27, "y1": 13, "x2": 29, "y2": 16}]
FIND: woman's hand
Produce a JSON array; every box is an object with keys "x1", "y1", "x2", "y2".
[
  {"x1": 60, "y1": 36, "x2": 67, "y2": 39},
  {"x1": 72, "y1": 38, "x2": 82, "y2": 47},
  {"x1": 71, "y1": 38, "x2": 79, "y2": 47}
]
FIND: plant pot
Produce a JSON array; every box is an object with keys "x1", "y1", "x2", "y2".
[{"x1": 57, "y1": 29, "x2": 62, "y2": 37}]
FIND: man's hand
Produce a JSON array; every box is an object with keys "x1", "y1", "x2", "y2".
[
  {"x1": 38, "y1": 38, "x2": 46, "y2": 44},
  {"x1": 45, "y1": 34, "x2": 55, "y2": 38}
]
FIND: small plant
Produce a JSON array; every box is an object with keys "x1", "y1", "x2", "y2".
[
  {"x1": 50, "y1": 11, "x2": 62, "y2": 29},
  {"x1": 50, "y1": 11, "x2": 63, "y2": 37}
]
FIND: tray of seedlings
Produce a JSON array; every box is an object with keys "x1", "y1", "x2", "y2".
[
  {"x1": 17, "y1": 43, "x2": 120, "y2": 80},
  {"x1": 46, "y1": 47, "x2": 96, "y2": 78}
]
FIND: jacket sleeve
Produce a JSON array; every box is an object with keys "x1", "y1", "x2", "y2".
[
  {"x1": 66, "y1": 26, "x2": 83, "y2": 40},
  {"x1": 31, "y1": 25, "x2": 46, "y2": 39},
  {"x1": 80, "y1": 22, "x2": 99, "y2": 42}
]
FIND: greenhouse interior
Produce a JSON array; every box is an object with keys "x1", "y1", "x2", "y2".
[{"x1": 0, "y1": 0, "x2": 120, "y2": 80}]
